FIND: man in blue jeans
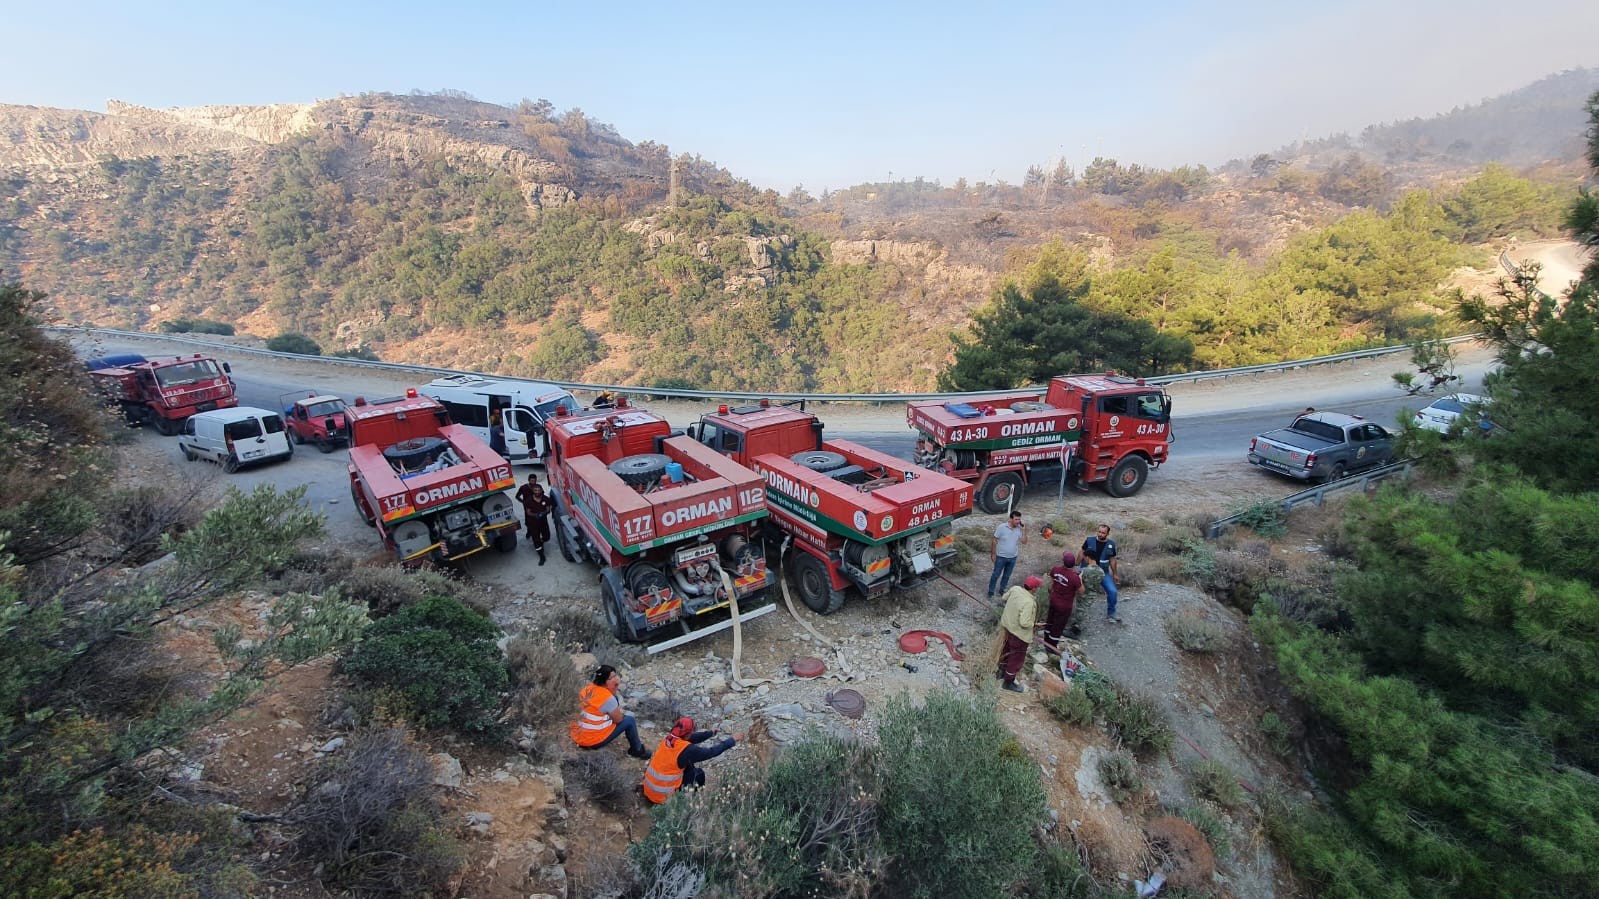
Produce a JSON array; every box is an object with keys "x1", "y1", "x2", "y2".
[
  {"x1": 1080, "y1": 523, "x2": 1121, "y2": 624},
  {"x1": 987, "y1": 510, "x2": 1027, "y2": 599}
]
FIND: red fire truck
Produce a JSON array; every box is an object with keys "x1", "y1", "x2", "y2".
[
  {"x1": 907, "y1": 374, "x2": 1172, "y2": 514},
  {"x1": 688, "y1": 400, "x2": 973, "y2": 614},
  {"x1": 545, "y1": 403, "x2": 775, "y2": 650},
  {"x1": 346, "y1": 390, "x2": 520, "y2": 564},
  {"x1": 89, "y1": 353, "x2": 238, "y2": 435}
]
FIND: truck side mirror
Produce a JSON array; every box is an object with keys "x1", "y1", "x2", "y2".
[
  {"x1": 685, "y1": 423, "x2": 700, "y2": 440},
  {"x1": 222, "y1": 362, "x2": 232, "y2": 373}
]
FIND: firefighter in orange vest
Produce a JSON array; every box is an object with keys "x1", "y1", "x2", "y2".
[
  {"x1": 570, "y1": 665, "x2": 649, "y2": 759},
  {"x1": 641, "y1": 717, "x2": 742, "y2": 804}
]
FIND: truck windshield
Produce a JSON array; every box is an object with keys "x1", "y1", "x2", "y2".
[
  {"x1": 305, "y1": 400, "x2": 344, "y2": 417},
  {"x1": 1290, "y1": 420, "x2": 1343, "y2": 442},
  {"x1": 535, "y1": 395, "x2": 581, "y2": 420},
  {"x1": 154, "y1": 361, "x2": 220, "y2": 387}
]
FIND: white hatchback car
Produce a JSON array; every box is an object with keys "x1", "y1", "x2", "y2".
[{"x1": 1414, "y1": 393, "x2": 1486, "y2": 435}]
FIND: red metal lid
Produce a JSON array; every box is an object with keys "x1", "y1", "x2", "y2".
[{"x1": 789, "y1": 657, "x2": 826, "y2": 678}]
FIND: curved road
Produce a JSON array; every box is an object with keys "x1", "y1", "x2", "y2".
[{"x1": 1516, "y1": 238, "x2": 1590, "y2": 297}]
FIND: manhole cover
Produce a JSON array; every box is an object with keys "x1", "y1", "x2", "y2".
[
  {"x1": 827, "y1": 688, "x2": 866, "y2": 719},
  {"x1": 789, "y1": 656, "x2": 826, "y2": 678}
]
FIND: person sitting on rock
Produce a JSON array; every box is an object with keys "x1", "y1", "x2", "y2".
[{"x1": 642, "y1": 716, "x2": 742, "y2": 804}]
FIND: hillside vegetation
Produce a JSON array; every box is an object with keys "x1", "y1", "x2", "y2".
[{"x1": 0, "y1": 87, "x2": 1584, "y2": 392}]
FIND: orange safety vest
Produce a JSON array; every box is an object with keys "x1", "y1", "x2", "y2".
[
  {"x1": 642, "y1": 735, "x2": 692, "y2": 804},
  {"x1": 570, "y1": 684, "x2": 617, "y2": 747}
]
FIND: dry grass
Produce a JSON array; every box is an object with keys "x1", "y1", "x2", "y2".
[{"x1": 1164, "y1": 607, "x2": 1230, "y2": 653}]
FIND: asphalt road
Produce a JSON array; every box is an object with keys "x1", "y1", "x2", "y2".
[{"x1": 73, "y1": 331, "x2": 1497, "y2": 590}]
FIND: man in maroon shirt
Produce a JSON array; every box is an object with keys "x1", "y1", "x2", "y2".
[{"x1": 1043, "y1": 551, "x2": 1082, "y2": 654}]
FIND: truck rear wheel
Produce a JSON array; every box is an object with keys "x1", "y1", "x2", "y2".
[
  {"x1": 602, "y1": 572, "x2": 640, "y2": 643},
  {"x1": 609, "y1": 453, "x2": 671, "y2": 486},
  {"x1": 794, "y1": 553, "x2": 845, "y2": 615},
  {"x1": 351, "y1": 484, "x2": 376, "y2": 527},
  {"x1": 1105, "y1": 456, "x2": 1149, "y2": 498},
  {"x1": 791, "y1": 450, "x2": 847, "y2": 472},
  {"x1": 976, "y1": 472, "x2": 1024, "y2": 515}
]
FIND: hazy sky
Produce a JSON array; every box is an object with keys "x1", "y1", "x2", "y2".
[{"x1": 5, "y1": 0, "x2": 1596, "y2": 191}]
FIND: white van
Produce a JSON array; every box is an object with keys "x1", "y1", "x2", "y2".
[
  {"x1": 421, "y1": 375, "x2": 580, "y2": 465},
  {"x1": 178, "y1": 407, "x2": 294, "y2": 473}
]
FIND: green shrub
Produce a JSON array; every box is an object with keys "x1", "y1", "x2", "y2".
[
  {"x1": 1187, "y1": 759, "x2": 1246, "y2": 810},
  {"x1": 1178, "y1": 802, "x2": 1233, "y2": 861},
  {"x1": 632, "y1": 733, "x2": 885, "y2": 897},
  {"x1": 288, "y1": 727, "x2": 462, "y2": 896},
  {"x1": 1097, "y1": 749, "x2": 1143, "y2": 804},
  {"x1": 878, "y1": 690, "x2": 1047, "y2": 899},
  {"x1": 1076, "y1": 670, "x2": 1119, "y2": 712},
  {"x1": 1104, "y1": 690, "x2": 1174, "y2": 756},
  {"x1": 0, "y1": 824, "x2": 256, "y2": 898},
  {"x1": 1178, "y1": 538, "x2": 1216, "y2": 583},
  {"x1": 1260, "y1": 711, "x2": 1293, "y2": 756},
  {"x1": 1025, "y1": 838, "x2": 1094, "y2": 899},
  {"x1": 340, "y1": 595, "x2": 507, "y2": 734},
  {"x1": 1164, "y1": 607, "x2": 1229, "y2": 653},
  {"x1": 1046, "y1": 686, "x2": 1095, "y2": 728},
  {"x1": 265, "y1": 332, "x2": 322, "y2": 355},
  {"x1": 1228, "y1": 498, "x2": 1288, "y2": 538},
  {"x1": 157, "y1": 317, "x2": 235, "y2": 335}
]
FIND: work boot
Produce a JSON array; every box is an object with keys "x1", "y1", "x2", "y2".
[
  {"x1": 1001, "y1": 680, "x2": 1025, "y2": 694},
  {"x1": 627, "y1": 746, "x2": 650, "y2": 760},
  {"x1": 537, "y1": 549, "x2": 546, "y2": 566}
]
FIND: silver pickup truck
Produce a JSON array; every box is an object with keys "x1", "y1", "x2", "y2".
[{"x1": 1248, "y1": 412, "x2": 1395, "y2": 481}]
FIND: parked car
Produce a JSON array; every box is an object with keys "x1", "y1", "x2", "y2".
[
  {"x1": 1414, "y1": 393, "x2": 1487, "y2": 435},
  {"x1": 1248, "y1": 411, "x2": 1395, "y2": 481},
  {"x1": 178, "y1": 407, "x2": 294, "y2": 473}
]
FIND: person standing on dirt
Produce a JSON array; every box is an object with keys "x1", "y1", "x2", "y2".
[
  {"x1": 642, "y1": 717, "x2": 743, "y2": 804},
  {"x1": 515, "y1": 474, "x2": 552, "y2": 565},
  {"x1": 996, "y1": 575, "x2": 1043, "y2": 693},
  {"x1": 987, "y1": 510, "x2": 1028, "y2": 600},
  {"x1": 1080, "y1": 524, "x2": 1121, "y2": 624},
  {"x1": 570, "y1": 665, "x2": 650, "y2": 759},
  {"x1": 1043, "y1": 551, "x2": 1082, "y2": 653},
  {"x1": 488, "y1": 410, "x2": 508, "y2": 456}
]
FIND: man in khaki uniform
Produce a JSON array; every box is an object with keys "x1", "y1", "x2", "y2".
[{"x1": 996, "y1": 575, "x2": 1043, "y2": 693}]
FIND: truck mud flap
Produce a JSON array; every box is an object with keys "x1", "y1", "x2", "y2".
[{"x1": 644, "y1": 602, "x2": 777, "y2": 656}]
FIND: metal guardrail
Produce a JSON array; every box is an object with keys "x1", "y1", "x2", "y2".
[
  {"x1": 58, "y1": 326, "x2": 1481, "y2": 404},
  {"x1": 1499, "y1": 249, "x2": 1556, "y2": 302},
  {"x1": 1203, "y1": 460, "x2": 1414, "y2": 539}
]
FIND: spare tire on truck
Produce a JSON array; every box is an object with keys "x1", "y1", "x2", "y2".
[
  {"x1": 791, "y1": 450, "x2": 848, "y2": 472},
  {"x1": 383, "y1": 436, "x2": 446, "y2": 468},
  {"x1": 609, "y1": 453, "x2": 671, "y2": 487}
]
